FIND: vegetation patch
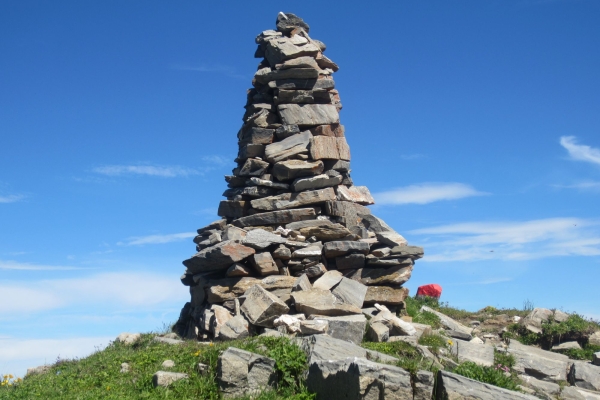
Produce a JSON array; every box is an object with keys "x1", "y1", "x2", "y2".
[
  {"x1": 452, "y1": 361, "x2": 521, "y2": 392},
  {"x1": 505, "y1": 314, "x2": 600, "y2": 355},
  {"x1": 361, "y1": 340, "x2": 436, "y2": 375},
  {"x1": 0, "y1": 335, "x2": 314, "y2": 400}
]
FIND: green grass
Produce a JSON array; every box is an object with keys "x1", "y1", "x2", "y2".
[
  {"x1": 0, "y1": 335, "x2": 314, "y2": 400},
  {"x1": 452, "y1": 361, "x2": 521, "y2": 391},
  {"x1": 505, "y1": 314, "x2": 600, "y2": 356},
  {"x1": 361, "y1": 340, "x2": 437, "y2": 375}
]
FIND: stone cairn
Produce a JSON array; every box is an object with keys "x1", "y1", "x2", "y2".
[{"x1": 173, "y1": 12, "x2": 424, "y2": 342}]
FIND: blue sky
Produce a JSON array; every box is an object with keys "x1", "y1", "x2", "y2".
[{"x1": 1, "y1": 0, "x2": 599, "y2": 376}]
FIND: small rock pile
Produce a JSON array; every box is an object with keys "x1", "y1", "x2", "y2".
[{"x1": 173, "y1": 12, "x2": 423, "y2": 342}]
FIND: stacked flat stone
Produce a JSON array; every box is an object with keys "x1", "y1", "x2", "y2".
[{"x1": 173, "y1": 13, "x2": 424, "y2": 341}]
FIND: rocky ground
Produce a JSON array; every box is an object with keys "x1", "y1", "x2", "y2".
[{"x1": 8, "y1": 297, "x2": 599, "y2": 400}]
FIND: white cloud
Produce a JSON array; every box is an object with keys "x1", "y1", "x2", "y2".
[
  {"x1": 553, "y1": 181, "x2": 600, "y2": 191},
  {"x1": 410, "y1": 217, "x2": 600, "y2": 261},
  {"x1": 93, "y1": 164, "x2": 200, "y2": 177},
  {"x1": 0, "y1": 336, "x2": 112, "y2": 378},
  {"x1": 0, "y1": 194, "x2": 25, "y2": 203},
  {"x1": 201, "y1": 155, "x2": 230, "y2": 166},
  {"x1": 374, "y1": 182, "x2": 488, "y2": 205},
  {"x1": 0, "y1": 272, "x2": 188, "y2": 315},
  {"x1": 118, "y1": 232, "x2": 195, "y2": 246},
  {"x1": 0, "y1": 260, "x2": 88, "y2": 271},
  {"x1": 560, "y1": 136, "x2": 600, "y2": 166}
]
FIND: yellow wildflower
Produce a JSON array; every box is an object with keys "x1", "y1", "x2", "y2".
[
  {"x1": 447, "y1": 340, "x2": 453, "y2": 346},
  {"x1": 209, "y1": 342, "x2": 214, "y2": 347}
]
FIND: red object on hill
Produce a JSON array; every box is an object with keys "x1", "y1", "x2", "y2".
[{"x1": 416, "y1": 284, "x2": 442, "y2": 299}]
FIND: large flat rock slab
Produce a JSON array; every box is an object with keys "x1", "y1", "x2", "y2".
[
  {"x1": 508, "y1": 339, "x2": 572, "y2": 382},
  {"x1": 450, "y1": 339, "x2": 494, "y2": 367},
  {"x1": 436, "y1": 370, "x2": 540, "y2": 400},
  {"x1": 306, "y1": 357, "x2": 412, "y2": 400},
  {"x1": 250, "y1": 188, "x2": 336, "y2": 211},
  {"x1": 233, "y1": 208, "x2": 316, "y2": 228},
  {"x1": 278, "y1": 104, "x2": 339, "y2": 126},
  {"x1": 183, "y1": 241, "x2": 256, "y2": 274},
  {"x1": 291, "y1": 288, "x2": 362, "y2": 316},
  {"x1": 217, "y1": 347, "x2": 277, "y2": 398}
]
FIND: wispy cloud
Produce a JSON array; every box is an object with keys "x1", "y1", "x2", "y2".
[
  {"x1": 374, "y1": 182, "x2": 488, "y2": 205},
  {"x1": 0, "y1": 336, "x2": 112, "y2": 378},
  {"x1": 93, "y1": 164, "x2": 200, "y2": 178},
  {"x1": 170, "y1": 64, "x2": 247, "y2": 80},
  {"x1": 447, "y1": 277, "x2": 513, "y2": 286},
  {"x1": 0, "y1": 194, "x2": 25, "y2": 203},
  {"x1": 553, "y1": 181, "x2": 600, "y2": 191},
  {"x1": 201, "y1": 155, "x2": 230, "y2": 166},
  {"x1": 0, "y1": 272, "x2": 188, "y2": 315},
  {"x1": 0, "y1": 260, "x2": 89, "y2": 271},
  {"x1": 560, "y1": 136, "x2": 600, "y2": 166},
  {"x1": 117, "y1": 232, "x2": 195, "y2": 246},
  {"x1": 410, "y1": 217, "x2": 600, "y2": 261}
]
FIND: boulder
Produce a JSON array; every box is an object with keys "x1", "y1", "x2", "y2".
[
  {"x1": 508, "y1": 339, "x2": 571, "y2": 382},
  {"x1": 286, "y1": 219, "x2": 334, "y2": 230},
  {"x1": 218, "y1": 201, "x2": 249, "y2": 219},
  {"x1": 450, "y1": 339, "x2": 495, "y2": 367},
  {"x1": 233, "y1": 208, "x2": 316, "y2": 228},
  {"x1": 222, "y1": 225, "x2": 247, "y2": 241},
  {"x1": 589, "y1": 331, "x2": 600, "y2": 347},
  {"x1": 291, "y1": 173, "x2": 343, "y2": 191},
  {"x1": 520, "y1": 308, "x2": 554, "y2": 334},
  {"x1": 310, "y1": 136, "x2": 351, "y2": 161},
  {"x1": 197, "y1": 219, "x2": 227, "y2": 235},
  {"x1": 370, "y1": 304, "x2": 417, "y2": 336},
  {"x1": 368, "y1": 322, "x2": 390, "y2": 342},
  {"x1": 363, "y1": 286, "x2": 409, "y2": 306},
  {"x1": 323, "y1": 241, "x2": 370, "y2": 258},
  {"x1": 264, "y1": 131, "x2": 312, "y2": 163},
  {"x1": 416, "y1": 284, "x2": 442, "y2": 299},
  {"x1": 300, "y1": 319, "x2": 329, "y2": 334},
  {"x1": 299, "y1": 223, "x2": 352, "y2": 241},
  {"x1": 390, "y1": 245, "x2": 425, "y2": 259},
  {"x1": 218, "y1": 315, "x2": 250, "y2": 341},
  {"x1": 553, "y1": 341, "x2": 582, "y2": 351},
  {"x1": 421, "y1": 306, "x2": 473, "y2": 339},
  {"x1": 278, "y1": 104, "x2": 339, "y2": 126},
  {"x1": 237, "y1": 158, "x2": 270, "y2": 176},
  {"x1": 272, "y1": 159, "x2": 324, "y2": 181},
  {"x1": 435, "y1": 370, "x2": 540, "y2": 400},
  {"x1": 335, "y1": 253, "x2": 366, "y2": 270},
  {"x1": 152, "y1": 371, "x2": 188, "y2": 388},
  {"x1": 183, "y1": 241, "x2": 256, "y2": 274},
  {"x1": 312, "y1": 270, "x2": 344, "y2": 290},
  {"x1": 299, "y1": 334, "x2": 367, "y2": 364},
  {"x1": 313, "y1": 314, "x2": 367, "y2": 345},
  {"x1": 240, "y1": 284, "x2": 290, "y2": 327},
  {"x1": 243, "y1": 229, "x2": 287, "y2": 249},
  {"x1": 519, "y1": 374, "x2": 561, "y2": 398},
  {"x1": 264, "y1": 37, "x2": 319, "y2": 66},
  {"x1": 217, "y1": 347, "x2": 277, "y2": 398},
  {"x1": 291, "y1": 288, "x2": 362, "y2": 316},
  {"x1": 306, "y1": 357, "x2": 413, "y2": 400},
  {"x1": 250, "y1": 188, "x2": 336, "y2": 211},
  {"x1": 331, "y1": 277, "x2": 368, "y2": 308},
  {"x1": 335, "y1": 185, "x2": 374, "y2": 205},
  {"x1": 249, "y1": 252, "x2": 279, "y2": 276},
  {"x1": 593, "y1": 352, "x2": 600, "y2": 366},
  {"x1": 115, "y1": 332, "x2": 141, "y2": 345},
  {"x1": 161, "y1": 360, "x2": 175, "y2": 368},
  {"x1": 414, "y1": 370, "x2": 435, "y2": 400},
  {"x1": 375, "y1": 231, "x2": 408, "y2": 247},
  {"x1": 211, "y1": 304, "x2": 233, "y2": 338},
  {"x1": 292, "y1": 274, "x2": 312, "y2": 291},
  {"x1": 344, "y1": 265, "x2": 413, "y2": 286},
  {"x1": 275, "y1": 12, "x2": 310, "y2": 34},
  {"x1": 569, "y1": 360, "x2": 600, "y2": 391},
  {"x1": 226, "y1": 263, "x2": 253, "y2": 277}
]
